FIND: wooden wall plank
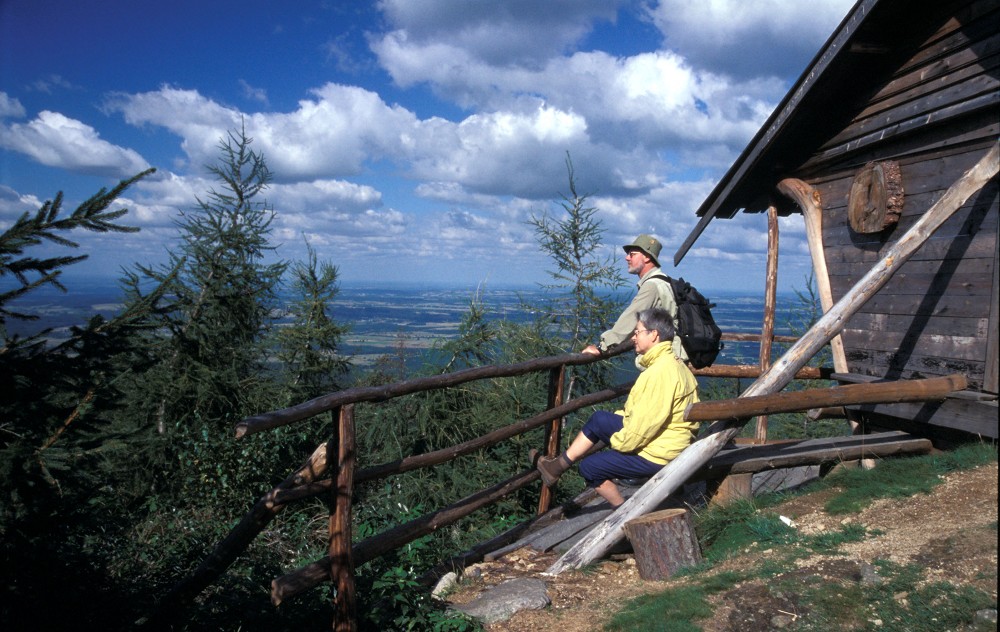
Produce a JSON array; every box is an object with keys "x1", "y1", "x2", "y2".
[
  {"x1": 824, "y1": 232, "x2": 995, "y2": 264},
  {"x1": 834, "y1": 291, "x2": 989, "y2": 318},
  {"x1": 840, "y1": 348, "x2": 985, "y2": 389},
  {"x1": 841, "y1": 328, "x2": 982, "y2": 358},
  {"x1": 826, "y1": 69, "x2": 999, "y2": 152},
  {"x1": 844, "y1": 312, "x2": 987, "y2": 337},
  {"x1": 830, "y1": 270, "x2": 994, "y2": 297},
  {"x1": 828, "y1": 253, "x2": 991, "y2": 276}
]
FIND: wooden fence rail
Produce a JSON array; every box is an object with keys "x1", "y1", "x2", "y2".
[{"x1": 153, "y1": 344, "x2": 837, "y2": 628}]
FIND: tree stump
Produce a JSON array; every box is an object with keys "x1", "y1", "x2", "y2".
[{"x1": 623, "y1": 508, "x2": 702, "y2": 580}]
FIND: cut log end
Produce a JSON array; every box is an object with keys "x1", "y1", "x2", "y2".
[
  {"x1": 623, "y1": 508, "x2": 702, "y2": 580},
  {"x1": 848, "y1": 160, "x2": 904, "y2": 234}
]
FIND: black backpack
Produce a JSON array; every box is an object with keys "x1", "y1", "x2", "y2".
[{"x1": 651, "y1": 275, "x2": 723, "y2": 369}]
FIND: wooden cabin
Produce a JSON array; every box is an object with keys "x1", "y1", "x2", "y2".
[{"x1": 674, "y1": 0, "x2": 999, "y2": 441}]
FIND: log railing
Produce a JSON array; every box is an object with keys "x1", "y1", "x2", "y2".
[{"x1": 155, "y1": 343, "x2": 832, "y2": 629}]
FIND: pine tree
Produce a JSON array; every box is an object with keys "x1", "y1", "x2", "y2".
[
  {"x1": 0, "y1": 170, "x2": 167, "y2": 619},
  {"x1": 527, "y1": 154, "x2": 627, "y2": 349},
  {"x1": 125, "y1": 124, "x2": 288, "y2": 434},
  {"x1": 275, "y1": 241, "x2": 350, "y2": 403},
  {"x1": 526, "y1": 154, "x2": 628, "y2": 391}
]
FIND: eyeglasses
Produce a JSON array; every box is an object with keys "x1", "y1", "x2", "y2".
[{"x1": 632, "y1": 328, "x2": 657, "y2": 337}]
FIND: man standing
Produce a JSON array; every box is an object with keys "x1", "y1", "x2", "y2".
[{"x1": 582, "y1": 234, "x2": 686, "y2": 362}]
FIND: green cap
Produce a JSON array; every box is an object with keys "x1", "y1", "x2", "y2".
[{"x1": 623, "y1": 234, "x2": 662, "y2": 266}]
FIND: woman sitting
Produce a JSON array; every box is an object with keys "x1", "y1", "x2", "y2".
[{"x1": 534, "y1": 307, "x2": 700, "y2": 507}]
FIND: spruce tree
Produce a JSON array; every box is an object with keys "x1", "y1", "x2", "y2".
[
  {"x1": 0, "y1": 171, "x2": 169, "y2": 622},
  {"x1": 274, "y1": 241, "x2": 350, "y2": 403},
  {"x1": 125, "y1": 125, "x2": 287, "y2": 434},
  {"x1": 527, "y1": 154, "x2": 628, "y2": 390}
]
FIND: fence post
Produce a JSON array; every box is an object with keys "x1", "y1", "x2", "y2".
[
  {"x1": 331, "y1": 404, "x2": 357, "y2": 632},
  {"x1": 537, "y1": 365, "x2": 567, "y2": 515},
  {"x1": 756, "y1": 204, "x2": 779, "y2": 444}
]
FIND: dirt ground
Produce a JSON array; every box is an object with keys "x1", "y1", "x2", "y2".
[{"x1": 446, "y1": 461, "x2": 998, "y2": 631}]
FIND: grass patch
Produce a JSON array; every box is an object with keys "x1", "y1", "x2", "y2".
[
  {"x1": 693, "y1": 499, "x2": 796, "y2": 562},
  {"x1": 793, "y1": 559, "x2": 997, "y2": 631},
  {"x1": 813, "y1": 441, "x2": 997, "y2": 514},
  {"x1": 607, "y1": 445, "x2": 998, "y2": 631},
  {"x1": 603, "y1": 585, "x2": 712, "y2": 631}
]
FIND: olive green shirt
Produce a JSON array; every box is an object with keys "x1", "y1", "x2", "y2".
[{"x1": 598, "y1": 267, "x2": 688, "y2": 362}]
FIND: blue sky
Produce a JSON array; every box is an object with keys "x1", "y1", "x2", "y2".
[{"x1": 1, "y1": 0, "x2": 856, "y2": 292}]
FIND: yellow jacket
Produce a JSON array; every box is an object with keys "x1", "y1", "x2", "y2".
[{"x1": 610, "y1": 340, "x2": 700, "y2": 464}]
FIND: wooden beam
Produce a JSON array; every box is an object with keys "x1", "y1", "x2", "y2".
[
  {"x1": 236, "y1": 350, "x2": 619, "y2": 438},
  {"x1": 697, "y1": 431, "x2": 933, "y2": 479},
  {"x1": 684, "y1": 374, "x2": 966, "y2": 422},
  {"x1": 545, "y1": 140, "x2": 998, "y2": 575},
  {"x1": 691, "y1": 364, "x2": 832, "y2": 379},
  {"x1": 779, "y1": 177, "x2": 849, "y2": 374}
]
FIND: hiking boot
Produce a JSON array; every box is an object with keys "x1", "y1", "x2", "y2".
[{"x1": 534, "y1": 452, "x2": 573, "y2": 486}]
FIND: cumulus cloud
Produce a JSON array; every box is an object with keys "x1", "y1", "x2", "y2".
[
  {"x1": 646, "y1": 0, "x2": 856, "y2": 78},
  {"x1": 376, "y1": 0, "x2": 622, "y2": 69},
  {"x1": 1, "y1": 0, "x2": 857, "y2": 286},
  {"x1": 0, "y1": 110, "x2": 151, "y2": 177},
  {"x1": 106, "y1": 84, "x2": 420, "y2": 182}
]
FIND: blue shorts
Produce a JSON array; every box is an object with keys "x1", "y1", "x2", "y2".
[{"x1": 577, "y1": 410, "x2": 663, "y2": 487}]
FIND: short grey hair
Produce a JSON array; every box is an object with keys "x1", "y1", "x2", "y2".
[{"x1": 637, "y1": 307, "x2": 675, "y2": 341}]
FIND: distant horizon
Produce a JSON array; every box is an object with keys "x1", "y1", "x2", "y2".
[{"x1": 37, "y1": 269, "x2": 808, "y2": 298}]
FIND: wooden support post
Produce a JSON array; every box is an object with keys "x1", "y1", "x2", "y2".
[
  {"x1": 538, "y1": 365, "x2": 566, "y2": 515},
  {"x1": 545, "y1": 141, "x2": 998, "y2": 575},
  {"x1": 623, "y1": 509, "x2": 702, "y2": 580},
  {"x1": 707, "y1": 473, "x2": 753, "y2": 507},
  {"x1": 779, "y1": 176, "x2": 870, "y2": 464},
  {"x1": 331, "y1": 406, "x2": 357, "y2": 632},
  {"x1": 756, "y1": 205, "x2": 780, "y2": 443},
  {"x1": 779, "y1": 178, "x2": 848, "y2": 373}
]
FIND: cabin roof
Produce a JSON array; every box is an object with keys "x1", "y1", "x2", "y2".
[{"x1": 672, "y1": 0, "x2": 977, "y2": 266}]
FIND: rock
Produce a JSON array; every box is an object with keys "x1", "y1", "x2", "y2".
[
  {"x1": 973, "y1": 609, "x2": 997, "y2": 631},
  {"x1": 859, "y1": 562, "x2": 884, "y2": 586},
  {"x1": 771, "y1": 614, "x2": 795, "y2": 628},
  {"x1": 432, "y1": 571, "x2": 459, "y2": 599},
  {"x1": 450, "y1": 577, "x2": 550, "y2": 624}
]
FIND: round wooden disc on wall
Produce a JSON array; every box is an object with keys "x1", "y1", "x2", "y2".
[{"x1": 848, "y1": 160, "x2": 904, "y2": 233}]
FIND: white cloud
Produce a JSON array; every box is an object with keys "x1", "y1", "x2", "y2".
[
  {"x1": 0, "y1": 92, "x2": 26, "y2": 119},
  {"x1": 106, "y1": 84, "x2": 419, "y2": 181},
  {"x1": 105, "y1": 86, "x2": 242, "y2": 171},
  {"x1": 1, "y1": 0, "x2": 857, "y2": 289},
  {"x1": 238, "y1": 79, "x2": 269, "y2": 105},
  {"x1": 0, "y1": 184, "x2": 42, "y2": 227},
  {"x1": 376, "y1": 0, "x2": 622, "y2": 68},
  {"x1": 646, "y1": 0, "x2": 856, "y2": 78},
  {"x1": 0, "y1": 110, "x2": 151, "y2": 177}
]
